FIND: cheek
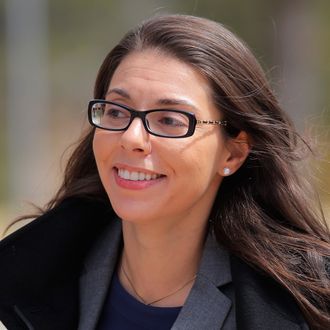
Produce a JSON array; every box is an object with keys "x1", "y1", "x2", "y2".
[
  {"x1": 93, "y1": 137, "x2": 104, "y2": 163},
  {"x1": 179, "y1": 135, "x2": 226, "y2": 176},
  {"x1": 92, "y1": 132, "x2": 118, "y2": 193},
  {"x1": 93, "y1": 131, "x2": 115, "y2": 164}
]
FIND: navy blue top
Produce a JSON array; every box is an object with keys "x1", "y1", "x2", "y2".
[{"x1": 97, "y1": 272, "x2": 182, "y2": 330}]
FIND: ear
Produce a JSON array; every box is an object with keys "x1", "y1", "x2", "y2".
[{"x1": 219, "y1": 131, "x2": 251, "y2": 176}]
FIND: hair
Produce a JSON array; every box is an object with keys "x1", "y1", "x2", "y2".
[{"x1": 11, "y1": 14, "x2": 330, "y2": 328}]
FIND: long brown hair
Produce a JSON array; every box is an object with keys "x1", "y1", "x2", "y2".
[{"x1": 16, "y1": 15, "x2": 330, "y2": 328}]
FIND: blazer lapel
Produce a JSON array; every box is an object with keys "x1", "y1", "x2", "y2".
[
  {"x1": 78, "y1": 218, "x2": 122, "y2": 330},
  {"x1": 172, "y1": 233, "x2": 233, "y2": 330},
  {"x1": 78, "y1": 226, "x2": 233, "y2": 330}
]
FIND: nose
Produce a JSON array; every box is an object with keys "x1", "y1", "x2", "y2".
[{"x1": 120, "y1": 118, "x2": 152, "y2": 154}]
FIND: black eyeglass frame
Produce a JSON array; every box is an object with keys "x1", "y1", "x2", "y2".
[{"x1": 88, "y1": 99, "x2": 227, "y2": 138}]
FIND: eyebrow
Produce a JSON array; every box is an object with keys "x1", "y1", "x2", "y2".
[
  {"x1": 107, "y1": 88, "x2": 130, "y2": 98},
  {"x1": 157, "y1": 98, "x2": 197, "y2": 111},
  {"x1": 107, "y1": 88, "x2": 198, "y2": 111}
]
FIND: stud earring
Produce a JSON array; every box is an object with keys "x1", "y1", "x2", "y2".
[{"x1": 223, "y1": 167, "x2": 231, "y2": 176}]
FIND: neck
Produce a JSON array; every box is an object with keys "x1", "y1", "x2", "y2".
[{"x1": 119, "y1": 220, "x2": 208, "y2": 307}]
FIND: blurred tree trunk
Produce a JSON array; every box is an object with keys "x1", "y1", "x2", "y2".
[
  {"x1": 275, "y1": 0, "x2": 320, "y2": 131},
  {"x1": 5, "y1": 0, "x2": 51, "y2": 211}
]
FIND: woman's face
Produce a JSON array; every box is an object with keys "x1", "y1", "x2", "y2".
[{"x1": 93, "y1": 49, "x2": 232, "y2": 228}]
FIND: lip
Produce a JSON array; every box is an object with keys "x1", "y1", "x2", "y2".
[{"x1": 112, "y1": 164, "x2": 166, "y2": 190}]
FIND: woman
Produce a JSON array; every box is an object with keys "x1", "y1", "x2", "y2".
[{"x1": 0, "y1": 14, "x2": 329, "y2": 330}]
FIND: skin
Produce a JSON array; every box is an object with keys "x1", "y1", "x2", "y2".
[{"x1": 93, "y1": 49, "x2": 249, "y2": 307}]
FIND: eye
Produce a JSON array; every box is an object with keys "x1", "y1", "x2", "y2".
[
  {"x1": 158, "y1": 116, "x2": 185, "y2": 127},
  {"x1": 104, "y1": 104, "x2": 130, "y2": 119},
  {"x1": 144, "y1": 110, "x2": 191, "y2": 137},
  {"x1": 154, "y1": 111, "x2": 189, "y2": 127}
]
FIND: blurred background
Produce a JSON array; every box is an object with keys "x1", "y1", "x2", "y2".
[{"x1": 0, "y1": 0, "x2": 329, "y2": 232}]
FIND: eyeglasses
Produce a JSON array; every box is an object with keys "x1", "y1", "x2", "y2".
[{"x1": 88, "y1": 100, "x2": 227, "y2": 138}]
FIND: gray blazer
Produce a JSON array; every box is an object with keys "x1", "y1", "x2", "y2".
[
  {"x1": 79, "y1": 218, "x2": 309, "y2": 330},
  {"x1": 0, "y1": 198, "x2": 309, "y2": 329},
  {"x1": 79, "y1": 218, "x2": 235, "y2": 330}
]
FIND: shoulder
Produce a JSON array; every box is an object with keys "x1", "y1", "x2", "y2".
[
  {"x1": 0, "y1": 197, "x2": 115, "y2": 292},
  {"x1": 0, "y1": 197, "x2": 114, "y2": 248},
  {"x1": 230, "y1": 255, "x2": 309, "y2": 329},
  {"x1": 0, "y1": 198, "x2": 117, "y2": 329}
]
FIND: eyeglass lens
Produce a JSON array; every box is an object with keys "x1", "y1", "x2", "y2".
[{"x1": 91, "y1": 102, "x2": 191, "y2": 137}]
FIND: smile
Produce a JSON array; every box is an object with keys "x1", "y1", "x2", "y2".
[{"x1": 116, "y1": 168, "x2": 163, "y2": 181}]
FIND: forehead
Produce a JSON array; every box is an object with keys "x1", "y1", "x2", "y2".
[
  {"x1": 107, "y1": 50, "x2": 216, "y2": 114},
  {"x1": 112, "y1": 49, "x2": 203, "y2": 81}
]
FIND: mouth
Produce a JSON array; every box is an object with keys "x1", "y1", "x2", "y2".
[{"x1": 115, "y1": 167, "x2": 165, "y2": 181}]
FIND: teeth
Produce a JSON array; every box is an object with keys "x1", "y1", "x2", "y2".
[
  {"x1": 138, "y1": 172, "x2": 146, "y2": 180},
  {"x1": 117, "y1": 168, "x2": 162, "y2": 181},
  {"x1": 131, "y1": 172, "x2": 139, "y2": 180},
  {"x1": 123, "y1": 169, "x2": 130, "y2": 180}
]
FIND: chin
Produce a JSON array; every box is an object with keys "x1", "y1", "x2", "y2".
[
  {"x1": 110, "y1": 202, "x2": 156, "y2": 224},
  {"x1": 105, "y1": 186, "x2": 162, "y2": 222}
]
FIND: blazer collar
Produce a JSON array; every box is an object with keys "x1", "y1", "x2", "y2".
[{"x1": 78, "y1": 223, "x2": 233, "y2": 330}]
